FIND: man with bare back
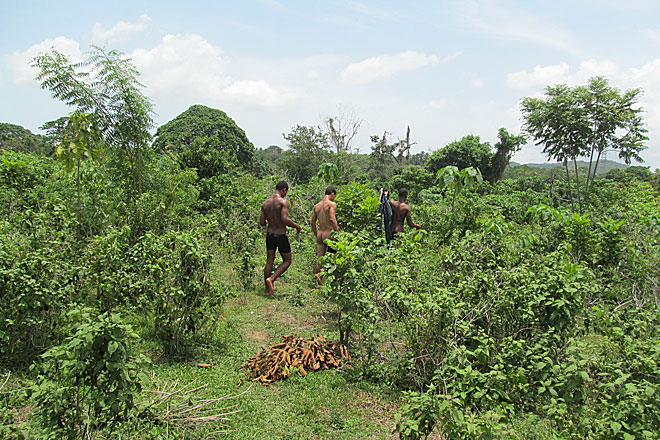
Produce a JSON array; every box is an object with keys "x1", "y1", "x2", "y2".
[
  {"x1": 311, "y1": 186, "x2": 338, "y2": 285},
  {"x1": 390, "y1": 188, "x2": 421, "y2": 236},
  {"x1": 260, "y1": 181, "x2": 301, "y2": 295}
]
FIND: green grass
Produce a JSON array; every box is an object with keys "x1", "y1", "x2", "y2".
[{"x1": 118, "y1": 247, "x2": 403, "y2": 439}]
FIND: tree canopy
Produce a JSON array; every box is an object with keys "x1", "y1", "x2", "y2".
[
  {"x1": 280, "y1": 125, "x2": 329, "y2": 184},
  {"x1": 33, "y1": 45, "x2": 154, "y2": 198},
  {"x1": 0, "y1": 122, "x2": 50, "y2": 155},
  {"x1": 521, "y1": 76, "x2": 648, "y2": 212},
  {"x1": 153, "y1": 105, "x2": 256, "y2": 179},
  {"x1": 425, "y1": 135, "x2": 493, "y2": 176}
]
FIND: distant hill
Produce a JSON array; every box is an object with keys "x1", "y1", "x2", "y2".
[{"x1": 510, "y1": 159, "x2": 628, "y2": 175}]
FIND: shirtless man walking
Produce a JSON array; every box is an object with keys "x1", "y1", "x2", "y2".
[
  {"x1": 260, "y1": 181, "x2": 301, "y2": 295},
  {"x1": 311, "y1": 186, "x2": 338, "y2": 285},
  {"x1": 390, "y1": 188, "x2": 421, "y2": 236}
]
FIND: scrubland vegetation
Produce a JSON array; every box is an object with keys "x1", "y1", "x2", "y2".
[{"x1": 1, "y1": 46, "x2": 658, "y2": 439}]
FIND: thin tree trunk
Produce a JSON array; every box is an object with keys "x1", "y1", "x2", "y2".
[
  {"x1": 564, "y1": 159, "x2": 574, "y2": 212},
  {"x1": 589, "y1": 150, "x2": 603, "y2": 197},
  {"x1": 137, "y1": 141, "x2": 142, "y2": 198},
  {"x1": 585, "y1": 145, "x2": 595, "y2": 202},
  {"x1": 573, "y1": 158, "x2": 582, "y2": 214},
  {"x1": 125, "y1": 147, "x2": 137, "y2": 201},
  {"x1": 77, "y1": 158, "x2": 82, "y2": 240},
  {"x1": 549, "y1": 171, "x2": 555, "y2": 200}
]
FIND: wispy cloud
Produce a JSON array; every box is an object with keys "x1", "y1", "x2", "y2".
[
  {"x1": 457, "y1": 0, "x2": 579, "y2": 55},
  {"x1": 91, "y1": 14, "x2": 151, "y2": 44},
  {"x1": 641, "y1": 28, "x2": 660, "y2": 46},
  {"x1": 342, "y1": 51, "x2": 460, "y2": 84},
  {"x1": 578, "y1": 0, "x2": 660, "y2": 12},
  {"x1": 426, "y1": 99, "x2": 449, "y2": 110},
  {"x1": 340, "y1": 1, "x2": 399, "y2": 20}
]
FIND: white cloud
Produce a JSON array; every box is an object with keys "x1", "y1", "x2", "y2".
[
  {"x1": 458, "y1": 0, "x2": 579, "y2": 55},
  {"x1": 224, "y1": 80, "x2": 296, "y2": 108},
  {"x1": 471, "y1": 78, "x2": 485, "y2": 88},
  {"x1": 130, "y1": 34, "x2": 295, "y2": 109},
  {"x1": 342, "y1": 51, "x2": 457, "y2": 84},
  {"x1": 91, "y1": 14, "x2": 151, "y2": 44},
  {"x1": 9, "y1": 36, "x2": 83, "y2": 84},
  {"x1": 507, "y1": 62, "x2": 570, "y2": 89},
  {"x1": 507, "y1": 60, "x2": 619, "y2": 90}
]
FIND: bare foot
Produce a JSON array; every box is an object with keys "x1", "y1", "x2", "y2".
[
  {"x1": 265, "y1": 277, "x2": 274, "y2": 296},
  {"x1": 314, "y1": 273, "x2": 323, "y2": 286}
]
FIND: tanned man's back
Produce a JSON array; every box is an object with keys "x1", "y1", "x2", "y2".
[
  {"x1": 390, "y1": 188, "x2": 420, "y2": 235},
  {"x1": 311, "y1": 187, "x2": 338, "y2": 284}
]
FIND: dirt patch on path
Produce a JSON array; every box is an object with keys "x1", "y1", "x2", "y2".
[{"x1": 244, "y1": 328, "x2": 268, "y2": 343}]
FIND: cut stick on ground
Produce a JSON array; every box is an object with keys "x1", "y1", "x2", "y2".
[
  {"x1": 242, "y1": 334, "x2": 351, "y2": 384},
  {"x1": 139, "y1": 380, "x2": 252, "y2": 435}
]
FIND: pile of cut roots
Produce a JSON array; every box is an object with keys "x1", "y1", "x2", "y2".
[{"x1": 243, "y1": 334, "x2": 351, "y2": 384}]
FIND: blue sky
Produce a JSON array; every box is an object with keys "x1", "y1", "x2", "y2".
[{"x1": 2, "y1": 0, "x2": 660, "y2": 169}]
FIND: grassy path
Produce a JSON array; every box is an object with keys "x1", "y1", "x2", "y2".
[{"x1": 149, "y1": 255, "x2": 402, "y2": 439}]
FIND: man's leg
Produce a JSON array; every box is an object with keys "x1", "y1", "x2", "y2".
[
  {"x1": 269, "y1": 252, "x2": 291, "y2": 282},
  {"x1": 264, "y1": 249, "x2": 276, "y2": 294},
  {"x1": 266, "y1": 252, "x2": 291, "y2": 294},
  {"x1": 266, "y1": 235, "x2": 292, "y2": 294},
  {"x1": 315, "y1": 236, "x2": 327, "y2": 285}
]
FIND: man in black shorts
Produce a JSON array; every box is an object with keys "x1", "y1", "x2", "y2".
[{"x1": 260, "y1": 181, "x2": 301, "y2": 295}]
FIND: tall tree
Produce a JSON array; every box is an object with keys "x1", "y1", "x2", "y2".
[
  {"x1": 153, "y1": 105, "x2": 256, "y2": 178},
  {"x1": 322, "y1": 107, "x2": 362, "y2": 156},
  {"x1": 395, "y1": 126, "x2": 416, "y2": 170},
  {"x1": 32, "y1": 45, "x2": 154, "y2": 200},
  {"x1": 322, "y1": 106, "x2": 362, "y2": 177},
  {"x1": 55, "y1": 112, "x2": 104, "y2": 239},
  {"x1": 281, "y1": 125, "x2": 330, "y2": 184},
  {"x1": 0, "y1": 123, "x2": 50, "y2": 155},
  {"x1": 490, "y1": 128, "x2": 527, "y2": 182},
  {"x1": 521, "y1": 77, "x2": 647, "y2": 212},
  {"x1": 368, "y1": 131, "x2": 397, "y2": 185},
  {"x1": 578, "y1": 77, "x2": 648, "y2": 196},
  {"x1": 425, "y1": 135, "x2": 492, "y2": 176}
]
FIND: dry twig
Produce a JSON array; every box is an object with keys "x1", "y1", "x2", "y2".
[{"x1": 138, "y1": 379, "x2": 251, "y2": 437}]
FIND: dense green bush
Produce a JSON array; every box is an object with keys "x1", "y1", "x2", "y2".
[
  {"x1": 88, "y1": 226, "x2": 224, "y2": 355},
  {"x1": 31, "y1": 308, "x2": 147, "y2": 439},
  {"x1": 320, "y1": 176, "x2": 659, "y2": 438}
]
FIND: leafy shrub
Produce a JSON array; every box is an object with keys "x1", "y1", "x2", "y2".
[
  {"x1": 0, "y1": 228, "x2": 75, "y2": 365},
  {"x1": 31, "y1": 307, "x2": 148, "y2": 439},
  {"x1": 335, "y1": 182, "x2": 379, "y2": 233},
  {"x1": 88, "y1": 226, "x2": 224, "y2": 355}
]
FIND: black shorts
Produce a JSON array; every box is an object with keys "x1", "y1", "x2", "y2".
[{"x1": 266, "y1": 232, "x2": 291, "y2": 254}]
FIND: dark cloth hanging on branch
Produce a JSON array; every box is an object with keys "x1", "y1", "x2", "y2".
[{"x1": 377, "y1": 188, "x2": 393, "y2": 244}]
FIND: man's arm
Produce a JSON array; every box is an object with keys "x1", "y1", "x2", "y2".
[
  {"x1": 405, "y1": 208, "x2": 421, "y2": 230},
  {"x1": 259, "y1": 204, "x2": 267, "y2": 227},
  {"x1": 311, "y1": 207, "x2": 318, "y2": 236},
  {"x1": 281, "y1": 200, "x2": 301, "y2": 233},
  {"x1": 330, "y1": 202, "x2": 339, "y2": 232}
]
